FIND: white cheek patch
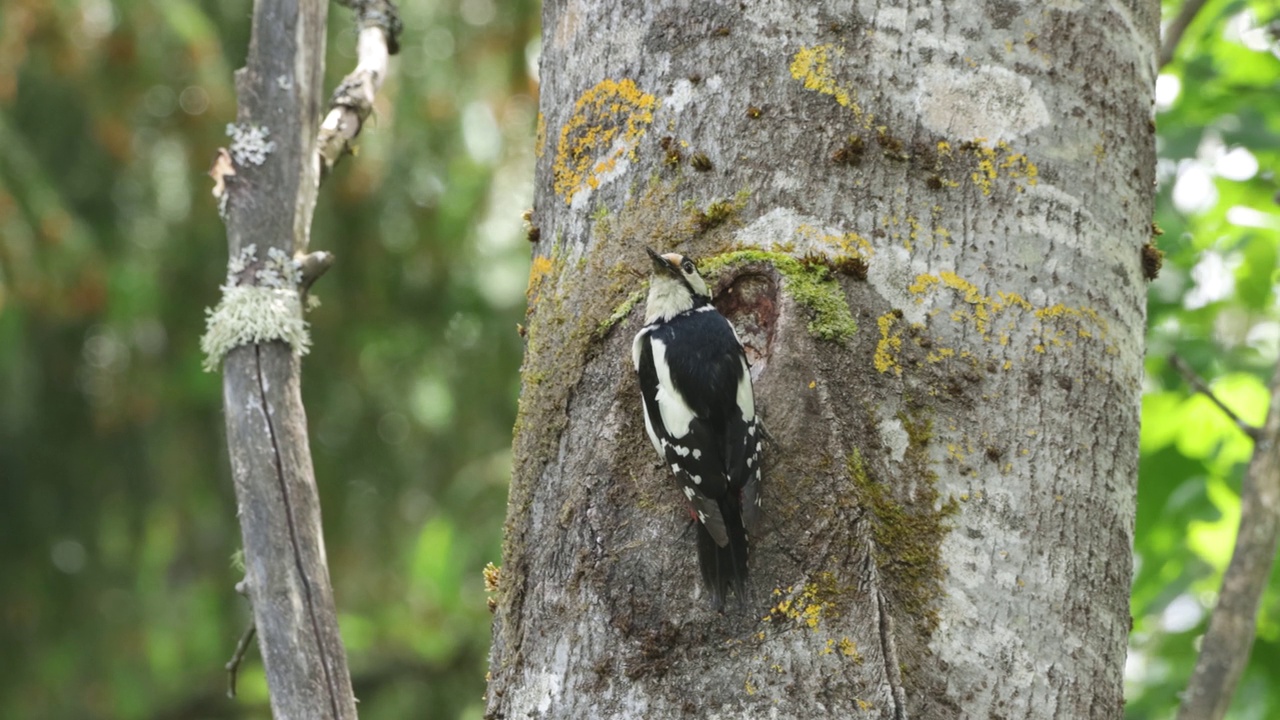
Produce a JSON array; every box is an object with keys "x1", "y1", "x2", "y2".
[
  {"x1": 651, "y1": 338, "x2": 696, "y2": 438},
  {"x1": 645, "y1": 275, "x2": 695, "y2": 324}
]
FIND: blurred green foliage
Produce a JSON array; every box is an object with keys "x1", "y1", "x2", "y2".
[
  {"x1": 2, "y1": 0, "x2": 1279, "y2": 718},
  {"x1": 1130, "y1": 1, "x2": 1280, "y2": 718},
  {"x1": 1, "y1": 0, "x2": 537, "y2": 717}
]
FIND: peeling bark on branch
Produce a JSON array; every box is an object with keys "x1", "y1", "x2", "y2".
[{"x1": 317, "y1": 0, "x2": 402, "y2": 180}]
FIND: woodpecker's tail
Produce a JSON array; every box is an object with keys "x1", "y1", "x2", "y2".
[{"x1": 696, "y1": 498, "x2": 749, "y2": 609}]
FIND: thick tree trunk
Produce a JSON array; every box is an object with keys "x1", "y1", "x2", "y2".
[{"x1": 489, "y1": 1, "x2": 1156, "y2": 718}]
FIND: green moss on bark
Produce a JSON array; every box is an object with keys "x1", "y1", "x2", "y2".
[
  {"x1": 848, "y1": 413, "x2": 958, "y2": 637},
  {"x1": 700, "y1": 250, "x2": 857, "y2": 341}
]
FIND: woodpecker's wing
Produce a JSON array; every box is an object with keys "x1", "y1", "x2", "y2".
[
  {"x1": 636, "y1": 306, "x2": 760, "y2": 546},
  {"x1": 636, "y1": 326, "x2": 731, "y2": 545}
]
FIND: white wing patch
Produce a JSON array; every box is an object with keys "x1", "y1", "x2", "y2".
[
  {"x1": 650, "y1": 338, "x2": 696, "y2": 439},
  {"x1": 735, "y1": 356, "x2": 755, "y2": 421},
  {"x1": 631, "y1": 329, "x2": 648, "y2": 372},
  {"x1": 641, "y1": 401, "x2": 663, "y2": 458}
]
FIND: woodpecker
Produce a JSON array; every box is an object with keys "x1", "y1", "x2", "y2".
[{"x1": 632, "y1": 248, "x2": 761, "y2": 608}]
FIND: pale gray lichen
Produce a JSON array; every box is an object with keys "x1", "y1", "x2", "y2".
[
  {"x1": 256, "y1": 247, "x2": 302, "y2": 288},
  {"x1": 226, "y1": 123, "x2": 277, "y2": 167},
  {"x1": 200, "y1": 244, "x2": 311, "y2": 372}
]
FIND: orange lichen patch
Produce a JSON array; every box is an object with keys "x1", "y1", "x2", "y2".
[
  {"x1": 526, "y1": 255, "x2": 555, "y2": 304},
  {"x1": 534, "y1": 112, "x2": 546, "y2": 158},
  {"x1": 552, "y1": 79, "x2": 658, "y2": 205}
]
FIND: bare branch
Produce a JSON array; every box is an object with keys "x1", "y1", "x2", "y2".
[
  {"x1": 225, "y1": 620, "x2": 257, "y2": 698},
  {"x1": 1170, "y1": 354, "x2": 1261, "y2": 440},
  {"x1": 1160, "y1": 0, "x2": 1211, "y2": 67},
  {"x1": 298, "y1": 250, "x2": 335, "y2": 292},
  {"x1": 213, "y1": 0, "x2": 360, "y2": 715},
  {"x1": 1176, "y1": 360, "x2": 1280, "y2": 720},
  {"x1": 317, "y1": 0, "x2": 403, "y2": 180}
]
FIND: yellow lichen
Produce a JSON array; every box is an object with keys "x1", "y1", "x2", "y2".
[
  {"x1": 899, "y1": 270, "x2": 1111, "y2": 371},
  {"x1": 874, "y1": 312, "x2": 903, "y2": 375},
  {"x1": 789, "y1": 45, "x2": 872, "y2": 127},
  {"x1": 534, "y1": 112, "x2": 546, "y2": 158},
  {"x1": 839, "y1": 637, "x2": 861, "y2": 661},
  {"x1": 789, "y1": 44, "x2": 851, "y2": 106},
  {"x1": 762, "y1": 575, "x2": 844, "y2": 631},
  {"x1": 963, "y1": 139, "x2": 1039, "y2": 196},
  {"x1": 552, "y1": 79, "x2": 658, "y2": 204}
]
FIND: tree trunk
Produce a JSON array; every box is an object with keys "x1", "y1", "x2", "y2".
[
  {"x1": 489, "y1": 1, "x2": 1156, "y2": 717},
  {"x1": 218, "y1": 0, "x2": 356, "y2": 716}
]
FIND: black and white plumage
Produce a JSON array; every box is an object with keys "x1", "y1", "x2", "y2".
[{"x1": 632, "y1": 248, "x2": 762, "y2": 607}]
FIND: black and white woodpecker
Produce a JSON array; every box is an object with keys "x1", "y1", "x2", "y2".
[{"x1": 632, "y1": 248, "x2": 762, "y2": 608}]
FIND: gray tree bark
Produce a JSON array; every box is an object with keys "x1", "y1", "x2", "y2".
[
  {"x1": 218, "y1": 0, "x2": 355, "y2": 716},
  {"x1": 489, "y1": 1, "x2": 1156, "y2": 718}
]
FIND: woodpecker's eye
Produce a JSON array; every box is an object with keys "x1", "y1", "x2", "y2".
[{"x1": 681, "y1": 259, "x2": 696, "y2": 274}]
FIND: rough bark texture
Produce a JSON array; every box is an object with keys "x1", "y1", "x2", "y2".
[
  {"x1": 221, "y1": 0, "x2": 357, "y2": 716},
  {"x1": 489, "y1": 1, "x2": 1156, "y2": 718}
]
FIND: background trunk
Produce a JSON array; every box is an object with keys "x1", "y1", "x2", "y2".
[
  {"x1": 220, "y1": 0, "x2": 357, "y2": 716},
  {"x1": 489, "y1": 1, "x2": 1156, "y2": 717}
]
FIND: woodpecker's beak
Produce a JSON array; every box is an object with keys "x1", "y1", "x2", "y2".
[{"x1": 646, "y1": 247, "x2": 681, "y2": 277}]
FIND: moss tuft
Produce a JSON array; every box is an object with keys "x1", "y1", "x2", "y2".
[
  {"x1": 597, "y1": 288, "x2": 646, "y2": 337},
  {"x1": 847, "y1": 415, "x2": 957, "y2": 638},
  {"x1": 700, "y1": 250, "x2": 857, "y2": 342},
  {"x1": 1141, "y1": 242, "x2": 1163, "y2": 281}
]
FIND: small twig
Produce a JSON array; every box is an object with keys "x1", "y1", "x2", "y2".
[
  {"x1": 1169, "y1": 354, "x2": 1260, "y2": 440},
  {"x1": 297, "y1": 251, "x2": 335, "y2": 292},
  {"x1": 1160, "y1": 0, "x2": 1212, "y2": 67},
  {"x1": 225, "y1": 620, "x2": 257, "y2": 698},
  {"x1": 1176, "y1": 359, "x2": 1280, "y2": 720}
]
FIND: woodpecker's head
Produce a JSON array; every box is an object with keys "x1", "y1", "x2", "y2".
[{"x1": 644, "y1": 248, "x2": 710, "y2": 324}]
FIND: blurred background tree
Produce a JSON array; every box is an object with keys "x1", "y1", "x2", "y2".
[
  {"x1": 1132, "y1": 1, "x2": 1280, "y2": 719},
  {"x1": 0, "y1": 0, "x2": 1276, "y2": 717},
  {"x1": 1, "y1": 0, "x2": 536, "y2": 716}
]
